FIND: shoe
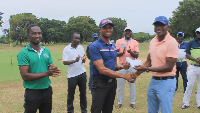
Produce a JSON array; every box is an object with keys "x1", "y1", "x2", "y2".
[
  {"x1": 88, "y1": 90, "x2": 91, "y2": 94},
  {"x1": 130, "y1": 104, "x2": 136, "y2": 109},
  {"x1": 181, "y1": 104, "x2": 189, "y2": 109},
  {"x1": 115, "y1": 104, "x2": 122, "y2": 109},
  {"x1": 198, "y1": 106, "x2": 200, "y2": 110}
]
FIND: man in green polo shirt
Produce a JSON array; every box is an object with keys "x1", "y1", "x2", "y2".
[{"x1": 17, "y1": 25, "x2": 61, "y2": 113}]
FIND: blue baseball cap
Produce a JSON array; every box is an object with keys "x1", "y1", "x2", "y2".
[
  {"x1": 177, "y1": 32, "x2": 184, "y2": 36},
  {"x1": 99, "y1": 19, "x2": 114, "y2": 28},
  {"x1": 153, "y1": 16, "x2": 169, "y2": 25},
  {"x1": 92, "y1": 33, "x2": 98, "y2": 38}
]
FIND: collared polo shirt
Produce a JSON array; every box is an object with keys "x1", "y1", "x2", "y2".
[
  {"x1": 185, "y1": 39, "x2": 200, "y2": 65},
  {"x1": 149, "y1": 32, "x2": 178, "y2": 77},
  {"x1": 17, "y1": 44, "x2": 53, "y2": 89},
  {"x1": 62, "y1": 43, "x2": 86, "y2": 78},
  {"x1": 116, "y1": 37, "x2": 139, "y2": 64},
  {"x1": 89, "y1": 37, "x2": 117, "y2": 79}
]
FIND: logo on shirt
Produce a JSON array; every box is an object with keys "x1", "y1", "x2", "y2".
[{"x1": 43, "y1": 54, "x2": 49, "y2": 58}]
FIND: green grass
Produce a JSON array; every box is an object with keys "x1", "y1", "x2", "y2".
[{"x1": 0, "y1": 43, "x2": 199, "y2": 113}]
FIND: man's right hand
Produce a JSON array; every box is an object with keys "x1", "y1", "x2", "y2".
[{"x1": 123, "y1": 46, "x2": 127, "y2": 54}]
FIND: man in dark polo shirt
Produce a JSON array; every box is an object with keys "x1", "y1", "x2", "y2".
[
  {"x1": 17, "y1": 25, "x2": 61, "y2": 113},
  {"x1": 181, "y1": 27, "x2": 200, "y2": 109},
  {"x1": 89, "y1": 19, "x2": 135, "y2": 113},
  {"x1": 176, "y1": 32, "x2": 188, "y2": 92}
]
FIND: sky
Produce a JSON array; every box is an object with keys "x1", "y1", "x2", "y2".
[{"x1": 0, "y1": 0, "x2": 182, "y2": 35}]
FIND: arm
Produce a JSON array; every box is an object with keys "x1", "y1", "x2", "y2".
[
  {"x1": 86, "y1": 53, "x2": 90, "y2": 60},
  {"x1": 63, "y1": 56, "x2": 80, "y2": 65},
  {"x1": 134, "y1": 53, "x2": 151, "y2": 76},
  {"x1": 186, "y1": 53, "x2": 199, "y2": 63},
  {"x1": 128, "y1": 51, "x2": 139, "y2": 59},
  {"x1": 19, "y1": 65, "x2": 60, "y2": 81},
  {"x1": 93, "y1": 59, "x2": 130, "y2": 79}
]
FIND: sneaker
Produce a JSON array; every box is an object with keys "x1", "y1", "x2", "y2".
[{"x1": 181, "y1": 104, "x2": 189, "y2": 109}]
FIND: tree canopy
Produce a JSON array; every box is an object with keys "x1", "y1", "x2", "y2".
[{"x1": 169, "y1": 0, "x2": 200, "y2": 38}]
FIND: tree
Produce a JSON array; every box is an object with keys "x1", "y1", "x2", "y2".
[
  {"x1": 65, "y1": 16, "x2": 99, "y2": 42},
  {"x1": 9, "y1": 13, "x2": 37, "y2": 45},
  {"x1": 169, "y1": 0, "x2": 200, "y2": 38},
  {"x1": 132, "y1": 32, "x2": 150, "y2": 43},
  {"x1": 37, "y1": 18, "x2": 67, "y2": 44},
  {"x1": 0, "y1": 12, "x2": 3, "y2": 27},
  {"x1": 108, "y1": 17, "x2": 127, "y2": 42}
]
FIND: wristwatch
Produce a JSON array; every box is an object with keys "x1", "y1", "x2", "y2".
[{"x1": 146, "y1": 67, "x2": 150, "y2": 72}]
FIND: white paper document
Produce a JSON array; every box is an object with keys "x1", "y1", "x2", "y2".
[
  {"x1": 177, "y1": 49, "x2": 186, "y2": 60},
  {"x1": 126, "y1": 57, "x2": 141, "y2": 67}
]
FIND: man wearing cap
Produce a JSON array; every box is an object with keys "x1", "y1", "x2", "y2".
[
  {"x1": 175, "y1": 32, "x2": 188, "y2": 92},
  {"x1": 115, "y1": 26, "x2": 139, "y2": 109},
  {"x1": 181, "y1": 27, "x2": 200, "y2": 109},
  {"x1": 89, "y1": 19, "x2": 135, "y2": 113},
  {"x1": 132, "y1": 16, "x2": 178, "y2": 113},
  {"x1": 86, "y1": 33, "x2": 99, "y2": 93}
]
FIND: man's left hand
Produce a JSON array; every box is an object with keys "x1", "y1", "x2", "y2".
[
  {"x1": 82, "y1": 54, "x2": 86, "y2": 63},
  {"x1": 127, "y1": 46, "x2": 131, "y2": 53}
]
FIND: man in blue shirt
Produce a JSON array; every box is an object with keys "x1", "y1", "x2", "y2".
[
  {"x1": 176, "y1": 32, "x2": 188, "y2": 92},
  {"x1": 182, "y1": 27, "x2": 200, "y2": 109},
  {"x1": 86, "y1": 33, "x2": 99, "y2": 93},
  {"x1": 89, "y1": 19, "x2": 134, "y2": 113}
]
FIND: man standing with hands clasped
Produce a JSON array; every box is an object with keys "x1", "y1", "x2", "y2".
[
  {"x1": 17, "y1": 25, "x2": 61, "y2": 113},
  {"x1": 132, "y1": 16, "x2": 178, "y2": 113},
  {"x1": 62, "y1": 32, "x2": 87, "y2": 113},
  {"x1": 115, "y1": 26, "x2": 139, "y2": 109},
  {"x1": 175, "y1": 32, "x2": 188, "y2": 92},
  {"x1": 181, "y1": 27, "x2": 200, "y2": 109},
  {"x1": 89, "y1": 18, "x2": 134, "y2": 113}
]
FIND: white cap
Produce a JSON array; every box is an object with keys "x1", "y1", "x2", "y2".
[
  {"x1": 124, "y1": 26, "x2": 132, "y2": 32},
  {"x1": 195, "y1": 27, "x2": 200, "y2": 32}
]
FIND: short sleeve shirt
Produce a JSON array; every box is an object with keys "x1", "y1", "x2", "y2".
[
  {"x1": 17, "y1": 44, "x2": 52, "y2": 89},
  {"x1": 116, "y1": 38, "x2": 139, "y2": 64},
  {"x1": 149, "y1": 32, "x2": 178, "y2": 77},
  {"x1": 185, "y1": 39, "x2": 200, "y2": 65},
  {"x1": 62, "y1": 43, "x2": 86, "y2": 78},
  {"x1": 89, "y1": 37, "x2": 117, "y2": 79}
]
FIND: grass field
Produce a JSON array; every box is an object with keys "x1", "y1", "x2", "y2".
[{"x1": 0, "y1": 43, "x2": 199, "y2": 113}]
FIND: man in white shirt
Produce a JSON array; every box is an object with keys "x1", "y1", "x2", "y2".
[{"x1": 62, "y1": 32, "x2": 87, "y2": 113}]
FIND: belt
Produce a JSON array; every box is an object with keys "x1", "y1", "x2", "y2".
[
  {"x1": 94, "y1": 77, "x2": 116, "y2": 83},
  {"x1": 152, "y1": 76, "x2": 175, "y2": 80},
  {"x1": 177, "y1": 59, "x2": 187, "y2": 62},
  {"x1": 191, "y1": 64, "x2": 200, "y2": 67}
]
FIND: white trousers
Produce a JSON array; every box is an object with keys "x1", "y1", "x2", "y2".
[
  {"x1": 117, "y1": 65, "x2": 136, "y2": 104},
  {"x1": 183, "y1": 65, "x2": 200, "y2": 107}
]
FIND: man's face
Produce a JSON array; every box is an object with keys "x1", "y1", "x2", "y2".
[
  {"x1": 154, "y1": 22, "x2": 169, "y2": 37},
  {"x1": 72, "y1": 34, "x2": 81, "y2": 45},
  {"x1": 99, "y1": 24, "x2": 113, "y2": 38},
  {"x1": 177, "y1": 35, "x2": 184, "y2": 44},
  {"x1": 27, "y1": 26, "x2": 42, "y2": 45},
  {"x1": 93, "y1": 37, "x2": 98, "y2": 41},
  {"x1": 124, "y1": 29, "x2": 132, "y2": 39},
  {"x1": 196, "y1": 31, "x2": 200, "y2": 39}
]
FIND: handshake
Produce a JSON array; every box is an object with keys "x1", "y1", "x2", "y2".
[{"x1": 121, "y1": 63, "x2": 147, "y2": 83}]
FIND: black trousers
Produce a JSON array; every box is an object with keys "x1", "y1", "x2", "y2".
[
  {"x1": 91, "y1": 77, "x2": 117, "y2": 113},
  {"x1": 24, "y1": 86, "x2": 52, "y2": 113},
  {"x1": 67, "y1": 72, "x2": 87, "y2": 113}
]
